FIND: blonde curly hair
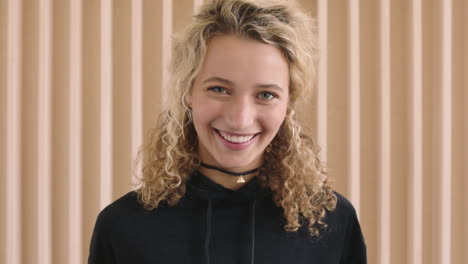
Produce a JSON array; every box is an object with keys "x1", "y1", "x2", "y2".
[{"x1": 134, "y1": 0, "x2": 337, "y2": 236}]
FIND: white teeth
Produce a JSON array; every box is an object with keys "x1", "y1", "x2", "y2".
[{"x1": 218, "y1": 130, "x2": 255, "y2": 143}]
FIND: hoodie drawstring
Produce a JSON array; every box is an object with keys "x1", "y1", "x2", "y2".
[
  {"x1": 205, "y1": 199, "x2": 213, "y2": 264},
  {"x1": 250, "y1": 199, "x2": 257, "y2": 264},
  {"x1": 204, "y1": 198, "x2": 257, "y2": 264}
]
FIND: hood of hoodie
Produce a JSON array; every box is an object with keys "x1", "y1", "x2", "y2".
[{"x1": 185, "y1": 171, "x2": 272, "y2": 264}]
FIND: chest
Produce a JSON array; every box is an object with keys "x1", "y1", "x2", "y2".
[{"x1": 110, "y1": 200, "x2": 345, "y2": 264}]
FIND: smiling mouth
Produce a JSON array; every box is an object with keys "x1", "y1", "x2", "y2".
[{"x1": 213, "y1": 128, "x2": 259, "y2": 144}]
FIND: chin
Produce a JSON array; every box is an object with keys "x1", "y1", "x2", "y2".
[{"x1": 214, "y1": 155, "x2": 261, "y2": 170}]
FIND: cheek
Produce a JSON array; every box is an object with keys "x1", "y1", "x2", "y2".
[
  {"x1": 261, "y1": 106, "x2": 287, "y2": 133},
  {"x1": 192, "y1": 100, "x2": 219, "y2": 128}
]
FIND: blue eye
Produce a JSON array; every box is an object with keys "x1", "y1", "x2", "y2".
[
  {"x1": 258, "y1": 92, "x2": 276, "y2": 100},
  {"x1": 208, "y1": 86, "x2": 228, "y2": 94}
]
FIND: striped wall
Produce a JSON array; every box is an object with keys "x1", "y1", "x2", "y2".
[{"x1": 0, "y1": 0, "x2": 466, "y2": 263}]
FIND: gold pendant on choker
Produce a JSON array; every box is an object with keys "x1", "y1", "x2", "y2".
[{"x1": 237, "y1": 175, "x2": 246, "y2": 183}]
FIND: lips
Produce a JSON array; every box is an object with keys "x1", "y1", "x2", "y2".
[{"x1": 213, "y1": 128, "x2": 259, "y2": 144}]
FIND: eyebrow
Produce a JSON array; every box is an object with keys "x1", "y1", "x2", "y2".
[{"x1": 202, "y1": 76, "x2": 284, "y2": 92}]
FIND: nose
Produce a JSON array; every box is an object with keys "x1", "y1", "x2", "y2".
[{"x1": 224, "y1": 96, "x2": 255, "y2": 131}]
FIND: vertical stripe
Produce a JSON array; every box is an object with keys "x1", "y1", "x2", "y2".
[
  {"x1": 378, "y1": 0, "x2": 391, "y2": 263},
  {"x1": 317, "y1": 0, "x2": 328, "y2": 162},
  {"x1": 409, "y1": 1, "x2": 423, "y2": 264},
  {"x1": 161, "y1": 0, "x2": 172, "y2": 105},
  {"x1": 348, "y1": 0, "x2": 360, "y2": 214},
  {"x1": 5, "y1": 0, "x2": 22, "y2": 263},
  {"x1": 131, "y1": 0, "x2": 143, "y2": 188},
  {"x1": 193, "y1": 0, "x2": 204, "y2": 14},
  {"x1": 440, "y1": 0, "x2": 452, "y2": 263},
  {"x1": 465, "y1": 1, "x2": 468, "y2": 262},
  {"x1": 68, "y1": 0, "x2": 83, "y2": 263},
  {"x1": 100, "y1": 0, "x2": 113, "y2": 207},
  {"x1": 37, "y1": 0, "x2": 52, "y2": 263}
]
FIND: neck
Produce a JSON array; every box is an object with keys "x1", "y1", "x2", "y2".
[{"x1": 198, "y1": 164, "x2": 259, "y2": 191}]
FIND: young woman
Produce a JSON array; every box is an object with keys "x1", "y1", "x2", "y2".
[{"x1": 89, "y1": 0, "x2": 367, "y2": 263}]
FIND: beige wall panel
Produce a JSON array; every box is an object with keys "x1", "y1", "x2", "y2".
[
  {"x1": 193, "y1": 0, "x2": 204, "y2": 14},
  {"x1": 421, "y1": 1, "x2": 436, "y2": 263},
  {"x1": 429, "y1": 1, "x2": 441, "y2": 262},
  {"x1": 430, "y1": 0, "x2": 453, "y2": 263},
  {"x1": 295, "y1": 0, "x2": 317, "y2": 136},
  {"x1": 408, "y1": 0, "x2": 423, "y2": 264},
  {"x1": 142, "y1": 0, "x2": 164, "y2": 150},
  {"x1": 21, "y1": 1, "x2": 40, "y2": 263},
  {"x1": 378, "y1": 0, "x2": 392, "y2": 263},
  {"x1": 0, "y1": 0, "x2": 8, "y2": 260},
  {"x1": 390, "y1": 1, "x2": 411, "y2": 263},
  {"x1": 451, "y1": 1, "x2": 465, "y2": 264},
  {"x1": 439, "y1": 0, "x2": 453, "y2": 262},
  {"x1": 161, "y1": 0, "x2": 172, "y2": 104},
  {"x1": 68, "y1": 0, "x2": 84, "y2": 263},
  {"x1": 348, "y1": 0, "x2": 361, "y2": 214},
  {"x1": 51, "y1": 1, "x2": 71, "y2": 264},
  {"x1": 359, "y1": 1, "x2": 379, "y2": 263},
  {"x1": 465, "y1": 1, "x2": 468, "y2": 263},
  {"x1": 37, "y1": 0, "x2": 53, "y2": 263},
  {"x1": 3, "y1": 0, "x2": 23, "y2": 263},
  {"x1": 173, "y1": 0, "x2": 196, "y2": 35},
  {"x1": 113, "y1": 0, "x2": 133, "y2": 203},
  {"x1": 327, "y1": 0, "x2": 349, "y2": 198},
  {"x1": 82, "y1": 0, "x2": 102, "y2": 261},
  {"x1": 296, "y1": 0, "x2": 318, "y2": 156},
  {"x1": 131, "y1": 0, "x2": 143, "y2": 188},
  {"x1": 315, "y1": 0, "x2": 327, "y2": 163},
  {"x1": 298, "y1": 0, "x2": 316, "y2": 15},
  {"x1": 100, "y1": 0, "x2": 113, "y2": 208}
]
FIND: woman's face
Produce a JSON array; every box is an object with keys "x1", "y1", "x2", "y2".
[{"x1": 187, "y1": 34, "x2": 289, "y2": 171}]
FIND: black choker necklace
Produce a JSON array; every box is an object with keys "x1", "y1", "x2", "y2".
[{"x1": 199, "y1": 162, "x2": 260, "y2": 183}]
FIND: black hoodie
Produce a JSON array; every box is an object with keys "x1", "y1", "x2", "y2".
[{"x1": 89, "y1": 171, "x2": 366, "y2": 264}]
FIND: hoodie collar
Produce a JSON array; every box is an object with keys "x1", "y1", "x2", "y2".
[
  {"x1": 186, "y1": 170, "x2": 271, "y2": 264},
  {"x1": 186, "y1": 170, "x2": 271, "y2": 202}
]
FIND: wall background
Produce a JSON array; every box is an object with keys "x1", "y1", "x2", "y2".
[{"x1": 0, "y1": 0, "x2": 466, "y2": 263}]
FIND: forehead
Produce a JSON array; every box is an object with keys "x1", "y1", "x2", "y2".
[{"x1": 196, "y1": 35, "x2": 290, "y2": 88}]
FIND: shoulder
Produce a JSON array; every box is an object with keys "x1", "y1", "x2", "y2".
[
  {"x1": 89, "y1": 191, "x2": 144, "y2": 261},
  {"x1": 107, "y1": 190, "x2": 141, "y2": 210},
  {"x1": 323, "y1": 191, "x2": 361, "y2": 234},
  {"x1": 329, "y1": 191, "x2": 367, "y2": 263},
  {"x1": 93, "y1": 191, "x2": 144, "y2": 230},
  {"x1": 333, "y1": 191, "x2": 358, "y2": 218},
  {"x1": 101, "y1": 191, "x2": 141, "y2": 214}
]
